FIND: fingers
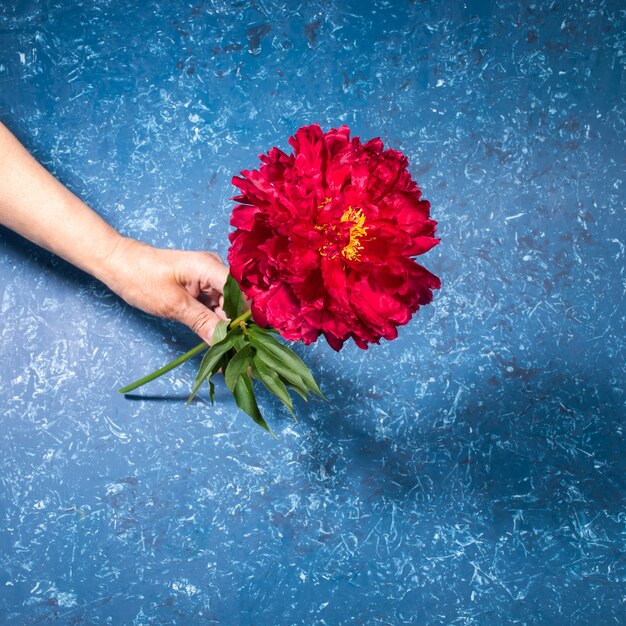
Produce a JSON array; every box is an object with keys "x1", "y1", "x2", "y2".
[
  {"x1": 196, "y1": 288, "x2": 222, "y2": 310},
  {"x1": 104, "y1": 242, "x2": 233, "y2": 345},
  {"x1": 196, "y1": 251, "x2": 229, "y2": 293},
  {"x1": 212, "y1": 304, "x2": 228, "y2": 321},
  {"x1": 206, "y1": 251, "x2": 225, "y2": 264},
  {"x1": 176, "y1": 293, "x2": 223, "y2": 344}
]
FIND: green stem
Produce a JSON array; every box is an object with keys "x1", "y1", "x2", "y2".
[
  {"x1": 230, "y1": 309, "x2": 252, "y2": 329},
  {"x1": 119, "y1": 341, "x2": 207, "y2": 394}
]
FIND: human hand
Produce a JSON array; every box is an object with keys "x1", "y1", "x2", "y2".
[{"x1": 102, "y1": 237, "x2": 230, "y2": 344}]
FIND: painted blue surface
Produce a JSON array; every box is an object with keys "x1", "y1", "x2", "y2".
[{"x1": 1, "y1": 0, "x2": 625, "y2": 623}]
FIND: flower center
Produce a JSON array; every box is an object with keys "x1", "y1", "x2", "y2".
[
  {"x1": 316, "y1": 201, "x2": 368, "y2": 262},
  {"x1": 339, "y1": 206, "x2": 368, "y2": 261}
]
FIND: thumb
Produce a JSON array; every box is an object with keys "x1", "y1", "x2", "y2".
[{"x1": 177, "y1": 294, "x2": 222, "y2": 344}]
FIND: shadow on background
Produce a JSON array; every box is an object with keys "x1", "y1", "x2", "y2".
[{"x1": 300, "y1": 361, "x2": 625, "y2": 516}]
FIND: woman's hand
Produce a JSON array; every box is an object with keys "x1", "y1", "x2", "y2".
[
  {"x1": 0, "y1": 122, "x2": 232, "y2": 344},
  {"x1": 103, "y1": 237, "x2": 230, "y2": 344}
]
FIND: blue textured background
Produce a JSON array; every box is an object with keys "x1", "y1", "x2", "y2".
[{"x1": 1, "y1": 1, "x2": 625, "y2": 624}]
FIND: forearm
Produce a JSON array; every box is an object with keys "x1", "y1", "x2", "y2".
[
  {"x1": 0, "y1": 122, "x2": 126, "y2": 285},
  {"x1": 0, "y1": 121, "x2": 229, "y2": 343}
]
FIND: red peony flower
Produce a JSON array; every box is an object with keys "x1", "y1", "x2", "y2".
[{"x1": 227, "y1": 124, "x2": 441, "y2": 351}]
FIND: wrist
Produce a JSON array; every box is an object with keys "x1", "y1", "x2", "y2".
[{"x1": 92, "y1": 233, "x2": 140, "y2": 292}]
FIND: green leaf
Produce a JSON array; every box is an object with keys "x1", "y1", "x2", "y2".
[
  {"x1": 233, "y1": 371, "x2": 275, "y2": 436},
  {"x1": 224, "y1": 345, "x2": 252, "y2": 392},
  {"x1": 223, "y1": 273, "x2": 244, "y2": 320},
  {"x1": 252, "y1": 343, "x2": 310, "y2": 397},
  {"x1": 187, "y1": 330, "x2": 240, "y2": 405},
  {"x1": 251, "y1": 356, "x2": 294, "y2": 417},
  {"x1": 211, "y1": 319, "x2": 229, "y2": 345},
  {"x1": 233, "y1": 335, "x2": 247, "y2": 351},
  {"x1": 280, "y1": 377, "x2": 309, "y2": 402},
  {"x1": 249, "y1": 330, "x2": 324, "y2": 398},
  {"x1": 196, "y1": 331, "x2": 239, "y2": 381},
  {"x1": 206, "y1": 352, "x2": 232, "y2": 404}
]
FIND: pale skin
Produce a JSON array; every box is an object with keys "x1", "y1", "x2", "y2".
[{"x1": 0, "y1": 122, "x2": 229, "y2": 344}]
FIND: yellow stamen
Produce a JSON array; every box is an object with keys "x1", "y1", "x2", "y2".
[
  {"x1": 316, "y1": 204, "x2": 368, "y2": 261},
  {"x1": 340, "y1": 206, "x2": 368, "y2": 261}
]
